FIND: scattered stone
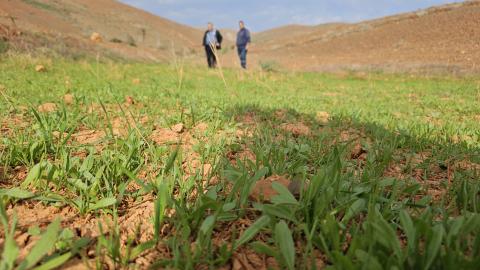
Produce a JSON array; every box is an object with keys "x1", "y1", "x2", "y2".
[
  {"x1": 63, "y1": 94, "x2": 74, "y2": 105},
  {"x1": 316, "y1": 111, "x2": 330, "y2": 124},
  {"x1": 279, "y1": 122, "x2": 311, "y2": 136},
  {"x1": 125, "y1": 96, "x2": 135, "y2": 105},
  {"x1": 171, "y1": 123, "x2": 185, "y2": 133},
  {"x1": 90, "y1": 32, "x2": 102, "y2": 42},
  {"x1": 35, "y1": 65, "x2": 46, "y2": 72},
  {"x1": 250, "y1": 175, "x2": 294, "y2": 202},
  {"x1": 38, "y1": 103, "x2": 57, "y2": 113},
  {"x1": 132, "y1": 78, "x2": 141, "y2": 85},
  {"x1": 350, "y1": 142, "x2": 367, "y2": 159}
]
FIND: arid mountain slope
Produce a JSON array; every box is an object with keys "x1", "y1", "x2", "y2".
[
  {"x1": 0, "y1": 0, "x2": 202, "y2": 61},
  {"x1": 248, "y1": 1, "x2": 480, "y2": 74},
  {"x1": 1, "y1": 0, "x2": 479, "y2": 74}
]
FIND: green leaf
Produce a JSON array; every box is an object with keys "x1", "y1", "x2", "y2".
[
  {"x1": 154, "y1": 183, "x2": 169, "y2": 241},
  {"x1": 164, "y1": 145, "x2": 180, "y2": 173},
  {"x1": 250, "y1": 241, "x2": 278, "y2": 257},
  {"x1": 22, "y1": 163, "x2": 42, "y2": 188},
  {"x1": 18, "y1": 218, "x2": 62, "y2": 270},
  {"x1": 234, "y1": 216, "x2": 271, "y2": 250},
  {"x1": 424, "y1": 225, "x2": 444, "y2": 270},
  {"x1": 342, "y1": 198, "x2": 366, "y2": 222},
  {"x1": 89, "y1": 197, "x2": 117, "y2": 211},
  {"x1": 263, "y1": 205, "x2": 296, "y2": 222},
  {"x1": 0, "y1": 188, "x2": 35, "y2": 199},
  {"x1": 0, "y1": 200, "x2": 19, "y2": 270},
  {"x1": 32, "y1": 252, "x2": 71, "y2": 270},
  {"x1": 274, "y1": 221, "x2": 295, "y2": 270},
  {"x1": 399, "y1": 210, "x2": 416, "y2": 253},
  {"x1": 355, "y1": 250, "x2": 382, "y2": 270},
  {"x1": 199, "y1": 215, "x2": 216, "y2": 235},
  {"x1": 271, "y1": 182, "x2": 298, "y2": 205},
  {"x1": 129, "y1": 240, "x2": 156, "y2": 261},
  {"x1": 222, "y1": 201, "x2": 236, "y2": 212}
]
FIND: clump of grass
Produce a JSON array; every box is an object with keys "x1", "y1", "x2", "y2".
[{"x1": 0, "y1": 54, "x2": 479, "y2": 268}]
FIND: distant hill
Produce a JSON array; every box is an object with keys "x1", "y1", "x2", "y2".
[
  {"x1": 249, "y1": 1, "x2": 480, "y2": 74},
  {"x1": 0, "y1": 0, "x2": 203, "y2": 61},
  {"x1": 1, "y1": 0, "x2": 479, "y2": 74}
]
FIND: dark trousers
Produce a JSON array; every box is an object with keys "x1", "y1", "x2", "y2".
[
  {"x1": 205, "y1": 46, "x2": 217, "y2": 68},
  {"x1": 237, "y1": 47, "x2": 247, "y2": 69}
]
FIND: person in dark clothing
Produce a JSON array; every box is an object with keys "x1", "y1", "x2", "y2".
[
  {"x1": 236, "y1": 20, "x2": 251, "y2": 69},
  {"x1": 202, "y1": 22, "x2": 223, "y2": 68}
]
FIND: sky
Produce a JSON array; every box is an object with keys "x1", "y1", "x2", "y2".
[{"x1": 119, "y1": 0, "x2": 460, "y2": 32}]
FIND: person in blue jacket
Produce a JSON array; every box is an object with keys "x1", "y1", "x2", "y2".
[
  {"x1": 202, "y1": 22, "x2": 223, "y2": 68},
  {"x1": 236, "y1": 20, "x2": 251, "y2": 69}
]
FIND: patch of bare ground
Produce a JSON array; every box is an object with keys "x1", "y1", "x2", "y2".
[
  {"x1": 63, "y1": 94, "x2": 74, "y2": 105},
  {"x1": 232, "y1": 248, "x2": 279, "y2": 270},
  {"x1": 227, "y1": 145, "x2": 256, "y2": 166},
  {"x1": 150, "y1": 127, "x2": 182, "y2": 145},
  {"x1": 273, "y1": 109, "x2": 288, "y2": 121},
  {"x1": 194, "y1": 122, "x2": 209, "y2": 134},
  {"x1": 72, "y1": 129, "x2": 106, "y2": 145},
  {"x1": 37, "y1": 103, "x2": 57, "y2": 113},
  {"x1": 0, "y1": 166, "x2": 29, "y2": 188},
  {"x1": 279, "y1": 122, "x2": 311, "y2": 137},
  {"x1": 111, "y1": 114, "x2": 149, "y2": 137},
  {"x1": 455, "y1": 160, "x2": 480, "y2": 171},
  {"x1": 236, "y1": 112, "x2": 257, "y2": 126},
  {"x1": 2, "y1": 194, "x2": 166, "y2": 268},
  {"x1": 1, "y1": 113, "x2": 30, "y2": 135},
  {"x1": 383, "y1": 151, "x2": 450, "y2": 201}
]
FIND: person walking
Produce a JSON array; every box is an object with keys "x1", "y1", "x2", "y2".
[
  {"x1": 236, "y1": 20, "x2": 251, "y2": 69},
  {"x1": 202, "y1": 22, "x2": 223, "y2": 68}
]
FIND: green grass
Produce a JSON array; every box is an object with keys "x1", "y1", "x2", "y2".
[
  {"x1": 21, "y1": 0, "x2": 59, "y2": 12},
  {"x1": 0, "y1": 54, "x2": 479, "y2": 269}
]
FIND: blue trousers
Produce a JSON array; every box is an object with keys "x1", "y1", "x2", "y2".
[{"x1": 237, "y1": 47, "x2": 248, "y2": 69}]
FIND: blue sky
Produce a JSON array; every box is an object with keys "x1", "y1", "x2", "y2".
[{"x1": 119, "y1": 0, "x2": 460, "y2": 31}]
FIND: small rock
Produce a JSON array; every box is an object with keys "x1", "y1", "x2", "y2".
[
  {"x1": 132, "y1": 78, "x2": 141, "y2": 85},
  {"x1": 38, "y1": 103, "x2": 57, "y2": 113},
  {"x1": 316, "y1": 111, "x2": 330, "y2": 124},
  {"x1": 279, "y1": 122, "x2": 311, "y2": 136},
  {"x1": 171, "y1": 123, "x2": 185, "y2": 133},
  {"x1": 35, "y1": 65, "x2": 46, "y2": 72},
  {"x1": 90, "y1": 32, "x2": 102, "y2": 42},
  {"x1": 350, "y1": 142, "x2": 367, "y2": 159},
  {"x1": 125, "y1": 96, "x2": 135, "y2": 105},
  {"x1": 63, "y1": 94, "x2": 74, "y2": 105},
  {"x1": 250, "y1": 175, "x2": 298, "y2": 202}
]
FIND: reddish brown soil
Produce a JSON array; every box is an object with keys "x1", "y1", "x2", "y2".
[
  {"x1": 250, "y1": 1, "x2": 480, "y2": 74},
  {"x1": 0, "y1": 0, "x2": 202, "y2": 61}
]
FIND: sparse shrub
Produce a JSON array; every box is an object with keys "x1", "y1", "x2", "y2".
[
  {"x1": 110, "y1": 38, "x2": 123, "y2": 44},
  {"x1": 0, "y1": 39, "x2": 8, "y2": 54},
  {"x1": 126, "y1": 34, "x2": 136, "y2": 47},
  {"x1": 260, "y1": 60, "x2": 280, "y2": 72}
]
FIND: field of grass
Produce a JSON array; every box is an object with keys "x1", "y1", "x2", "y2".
[{"x1": 0, "y1": 55, "x2": 479, "y2": 269}]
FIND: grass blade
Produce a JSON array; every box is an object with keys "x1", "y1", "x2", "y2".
[
  {"x1": 18, "y1": 218, "x2": 61, "y2": 270},
  {"x1": 234, "y1": 215, "x2": 271, "y2": 250},
  {"x1": 274, "y1": 220, "x2": 295, "y2": 270}
]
